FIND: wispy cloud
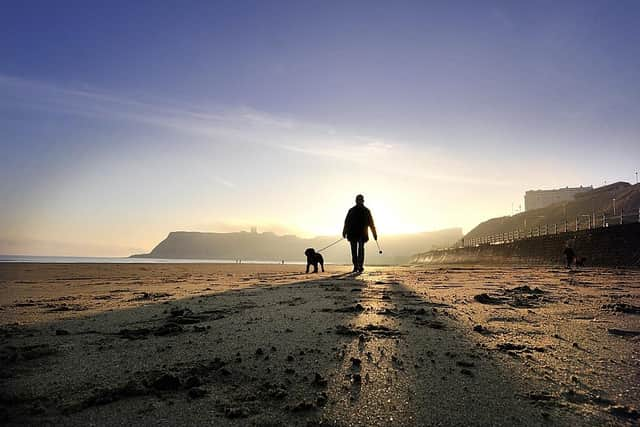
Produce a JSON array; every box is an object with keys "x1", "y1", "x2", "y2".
[
  {"x1": 1, "y1": 73, "x2": 399, "y2": 158},
  {"x1": 0, "y1": 74, "x2": 512, "y2": 188}
]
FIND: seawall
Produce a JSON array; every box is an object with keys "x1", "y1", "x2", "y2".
[{"x1": 411, "y1": 223, "x2": 640, "y2": 267}]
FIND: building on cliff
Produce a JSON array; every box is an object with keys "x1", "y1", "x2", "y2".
[{"x1": 525, "y1": 186, "x2": 593, "y2": 211}]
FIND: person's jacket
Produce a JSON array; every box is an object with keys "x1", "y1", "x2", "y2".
[{"x1": 343, "y1": 204, "x2": 377, "y2": 242}]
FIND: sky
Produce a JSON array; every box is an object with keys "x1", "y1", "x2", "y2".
[{"x1": 1, "y1": 0, "x2": 639, "y2": 256}]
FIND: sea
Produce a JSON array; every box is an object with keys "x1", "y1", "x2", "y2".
[{"x1": 0, "y1": 255, "x2": 304, "y2": 264}]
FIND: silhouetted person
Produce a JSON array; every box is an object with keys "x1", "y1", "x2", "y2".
[
  {"x1": 563, "y1": 245, "x2": 575, "y2": 268},
  {"x1": 343, "y1": 194, "x2": 377, "y2": 273}
]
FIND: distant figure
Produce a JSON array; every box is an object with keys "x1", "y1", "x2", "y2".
[
  {"x1": 343, "y1": 194, "x2": 377, "y2": 273},
  {"x1": 281, "y1": 260, "x2": 285, "y2": 265},
  {"x1": 563, "y1": 244, "x2": 575, "y2": 268},
  {"x1": 304, "y1": 248, "x2": 324, "y2": 273}
]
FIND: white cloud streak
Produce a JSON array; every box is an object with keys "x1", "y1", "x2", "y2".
[{"x1": 0, "y1": 74, "x2": 513, "y2": 188}]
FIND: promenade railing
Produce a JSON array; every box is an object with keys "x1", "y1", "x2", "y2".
[{"x1": 457, "y1": 208, "x2": 640, "y2": 249}]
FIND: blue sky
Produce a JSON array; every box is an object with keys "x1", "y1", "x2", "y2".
[{"x1": 1, "y1": 1, "x2": 639, "y2": 255}]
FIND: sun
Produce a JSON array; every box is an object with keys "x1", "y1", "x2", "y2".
[{"x1": 368, "y1": 203, "x2": 425, "y2": 236}]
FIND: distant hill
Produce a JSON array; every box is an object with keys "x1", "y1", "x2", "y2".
[
  {"x1": 464, "y1": 182, "x2": 640, "y2": 242},
  {"x1": 130, "y1": 228, "x2": 463, "y2": 265}
]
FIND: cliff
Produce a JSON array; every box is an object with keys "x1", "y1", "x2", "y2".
[
  {"x1": 464, "y1": 182, "x2": 640, "y2": 242},
  {"x1": 131, "y1": 228, "x2": 463, "y2": 264}
]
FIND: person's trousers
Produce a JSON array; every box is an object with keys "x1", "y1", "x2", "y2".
[{"x1": 350, "y1": 239, "x2": 365, "y2": 269}]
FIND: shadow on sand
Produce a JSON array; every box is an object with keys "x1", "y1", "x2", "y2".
[{"x1": 1, "y1": 266, "x2": 594, "y2": 426}]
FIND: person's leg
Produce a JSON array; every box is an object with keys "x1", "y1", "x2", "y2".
[
  {"x1": 357, "y1": 239, "x2": 365, "y2": 271},
  {"x1": 350, "y1": 240, "x2": 358, "y2": 272}
]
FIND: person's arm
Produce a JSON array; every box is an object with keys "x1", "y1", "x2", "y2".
[
  {"x1": 343, "y1": 212, "x2": 349, "y2": 238},
  {"x1": 368, "y1": 210, "x2": 378, "y2": 240}
]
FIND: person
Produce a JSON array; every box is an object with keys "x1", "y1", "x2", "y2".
[
  {"x1": 563, "y1": 241, "x2": 575, "y2": 268},
  {"x1": 343, "y1": 194, "x2": 377, "y2": 273}
]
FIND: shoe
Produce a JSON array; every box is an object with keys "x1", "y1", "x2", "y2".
[
  {"x1": 352, "y1": 267, "x2": 359, "y2": 273},
  {"x1": 358, "y1": 266, "x2": 364, "y2": 272}
]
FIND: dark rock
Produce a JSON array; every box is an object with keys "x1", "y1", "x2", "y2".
[
  {"x1": 602, "y1": 303, "x2": 640, "y2": 315},
  {"x1": 460, "y1": 368, "x2": 474, "y2": 377},
  {"x1": 255, "y1": 348, "x2": 264, "y2": 356},
  {"x1": 608, "y1": 405, "x2": 640, "y2": 419},
  {"x1": 169, "y1": 307, "x2": 188, "y2": 317},
  {"x1": 508, "y1": 285, "x2": 544, "y2": 294},
  {"x1": 154, "y1": 323, "x2": 183, "y2": 336},
  {"x1": 316, "y1": 391, "x2": 328, "y2": 406},
  {"x1": 261, "y1": 381, "x2": 288, "y2": 399},
  {"x1": 473, "y1": 324, "x2": 484, "y2": 333},
  {"x1": 350, "y1": 357, "x2": 362, "y2": 367},
  {"x1": 55, "y1": 329, "x2": 70, "y2": 336},
  {"x1": 473, "y1": 293, "x2": 502, "y2": 304},
  {"x1": 152, "y1": 373, "x2": 181, "y2": 390},
  {"x1": 118, "y1": 328, "x2": 152, "y2": 340},
  {"x1": 525, "y1": 392, "x2": 553, "y2": 401},
  {"x1": 361, "y1": 324, "x2": 401, "y2": 336},
  {"x1": 224, "y1": 406, "x2": 250, "y2": 418},
  {"x1": 184, "y1": 376, "x2": 201, "y2": 389},
  {"x1": 415, "y1": 319, "x2": 446, "y2": 329},
  {"x1": 290, "y1": 400, "x2": 316, "y2": 412},
  {"x1": 561, "y1": 389, "x2": 590, "y2": 404},
  {"x1": 188, "y1": 387, "x2": 207, "y2": 399},
  {"x1": 335, "y1": 303, "x2": 365, "y2": 313},
  {"x1": 312, "y1": 373, "x2": 328, "y2": 387},
  {"x1": 335, "y1": 325, "x2": 359, "y2": 336},
  {"x1": 456, "y1": 361, "x2": 475, "y2": 368},
  {"x1": 208, "y1": 357, "x2": 226, "y2": 370},
  {"x1": 608, "y1": 328, "x2": 640, "y2": 337},
  {"x1": 497, "y1": 343, "x2": 527, "y2": 352}
]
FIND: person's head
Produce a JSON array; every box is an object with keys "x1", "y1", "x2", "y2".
[{"x1": 355, "y1": 194, "x2": 364, "y2": 205}]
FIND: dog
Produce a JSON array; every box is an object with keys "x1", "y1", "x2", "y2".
[
  {"x1": 575, "y1": 256, "x2": 587, "y2": 267},
  {"x1": 304, "y1": 248, "x2": 324, "y2": 273}
]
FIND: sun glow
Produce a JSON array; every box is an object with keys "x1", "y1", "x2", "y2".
[
  {"x1": 366, "y1": 203, "x2": 426, "y2": 236},
  {"x1": 298, "y1": 199, "x2": 429, "y2": 238}
]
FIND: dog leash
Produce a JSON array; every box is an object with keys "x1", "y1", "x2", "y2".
[{"x1": 317, "y1": 237, "x2": 345, "y2": 253}]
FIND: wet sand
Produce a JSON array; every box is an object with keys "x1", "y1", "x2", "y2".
[{"x1": 1, "y1": 263, "x2": 639, "y2": 426}]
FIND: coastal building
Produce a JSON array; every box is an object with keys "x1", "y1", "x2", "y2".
[{"x1": 524, "y1": 186, "x2": 592, "y2": 211}]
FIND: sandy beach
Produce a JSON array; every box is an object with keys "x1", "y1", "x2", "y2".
[{"x1": 1, "y1": 263, "x2": 639, "y2": 426}]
